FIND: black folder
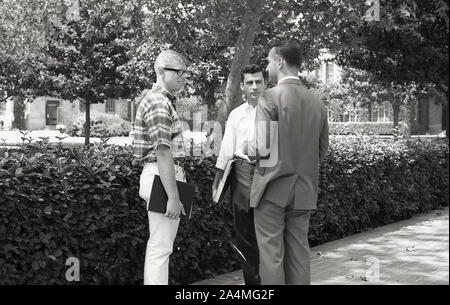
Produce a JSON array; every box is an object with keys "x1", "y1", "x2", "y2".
[{"x1": 148, "y1": 175, "x2": 195, "y2": 219}]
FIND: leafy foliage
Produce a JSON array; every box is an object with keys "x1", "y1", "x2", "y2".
[
  {"x1": 0, "y1": 0, "x2": 60, "y2": 98},
  {"x1": 142, "y1": 0, "x2": 348, "y2": 116},
  {"x1": 67, "y1": 110, "x2": 132, "y2": 138},
  {"x1": 333, "y1": 0, "x2": 448, "y2": 91},
  {"x1": 329, "y1": 122, "x2": 396, "y2": 135},
  {"x1": 39, "y1": 1, "x2": 147, "y2": 102},
  {"x1": 312, "y1": 137, "x2": 449, "y2": 244},
  {"x1": 331, "y1": 0, "x2": 449, "y2": 136},
  {"x1": 0, "y1": 137, "x2": 448, "y2": 284},
  {"x1": 317, "y1": 67, "x2": 433, "y2": 127},
  {"x1": 1, "y1": 0, "x2": 447, "y2": 136},
  {"x1": 324, "y1": 68, "x2": 383, "y2": 122}
]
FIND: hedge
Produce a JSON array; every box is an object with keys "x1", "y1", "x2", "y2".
[
  {"x1": 310, "y1": 137, "x2": 449, "y2": 244},
  {"x1": 0, "y1": 137, "x2": 448, "y2": 284},
  {"x1": 329, "y1": 122, "x2": 396, "y2": 135},
  {"x1": 67, "y1": 110, "x2": 132, "y2": 138}
]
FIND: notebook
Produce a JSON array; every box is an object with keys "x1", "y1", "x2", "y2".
[
  {"x1": 148, "y1": 175, "x2": 196, "y2": 219},
  {"x1": 213, "y1": 159, "x2": 235, "y2": 204}
]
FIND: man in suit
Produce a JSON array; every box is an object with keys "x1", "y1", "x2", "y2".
[{"x1": 248, "y1": 41, "x2": 329, "y2": 284}]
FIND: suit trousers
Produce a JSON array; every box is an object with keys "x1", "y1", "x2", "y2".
[
  {"x1": 254, "y1": 194, "x2": 311, "y2": 285},
  {"x1": 139, "y1": 162, "x2": 186, "y2": 285},
  {"x1": 230, "y1": 159, "x2": 260, "y2": 285}
]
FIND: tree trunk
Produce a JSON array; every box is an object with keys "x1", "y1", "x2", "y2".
[
  {"x1": 392, "y1": 103, "x2": 400, "y2": 127},
  {"x1": 13, "y1": 96, "x2": 26, "y2": 130},
  {"x1": 84, "y1": 101, "x2": 90, "y2": 145},
  {"x1": 444, "y1": 91, "x2": 449, "y2": 139},
  {"x1": 219, "y1": 0, "x2": 262, "y2": 126},
  {"x1": 205, "y1": 82, "x2": 217, "y2": 111},
  {"x1": 445, "y1": 101, "x2": 449, "y2": 139},
  {"x1": 367, "y1": 102, "x2": 372, "y2": 122},
  {"x1": 403, "y1": 102, "x2": 413, "y2": 138}
]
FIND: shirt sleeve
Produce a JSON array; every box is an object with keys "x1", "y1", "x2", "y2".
[
  {"x1": 215, "y1": 113, "x2": 236, "y2": 170},
  {"x1": 144, "y1": 99, "x2": 173, "y2": 151}
]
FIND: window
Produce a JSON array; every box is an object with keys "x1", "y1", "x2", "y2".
[
  {"x1": 376, "y1": 106, "x2": 383, "y2": 122},
  {"x1": 106, "y1": 99, "x2": 115, "y2": 114},
  {"x1": 325, "y1": 63, "x2": 334, "y2": 83},
  {"x1": 376, "y1": 105, "x2": 391, "y2": 122},
  {"x1": 343, "y1": 112, "x2": 350, "y2": 122}
]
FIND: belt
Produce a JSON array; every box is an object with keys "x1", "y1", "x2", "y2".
[{"x1": 235, "y1": 157, "x2": 256, "y2": 167}]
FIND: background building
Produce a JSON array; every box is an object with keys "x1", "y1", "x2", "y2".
[
  {"x1": 0, "y1": 97, "x2": 135, "y2": 131},
  {"x1": 0, "y1": 98, "x2": 14, "y2": 130},
  {"x1": 300, "y1": 51, "x2": 445, "y2": 133}
]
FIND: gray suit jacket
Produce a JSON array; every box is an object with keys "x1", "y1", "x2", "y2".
[{"x1": 249, "y1": 78, "x2": 329, "y2": 210}]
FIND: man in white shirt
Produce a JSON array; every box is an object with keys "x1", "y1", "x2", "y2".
[{"x1": 212, "y1": 64, "x2": 265, "y2": 285}]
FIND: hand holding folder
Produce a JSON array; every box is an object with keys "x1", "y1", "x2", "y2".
[
  {"x1": 213, "y1": 159, "x2": 235, "y2": 204},
  {"x1": 148, "y1": 175, "x2": 196, "y2": 219}
]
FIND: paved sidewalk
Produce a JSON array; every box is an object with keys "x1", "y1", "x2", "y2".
[{"x1": 193, "y1": 207, "x2": 449, "y2": 285}]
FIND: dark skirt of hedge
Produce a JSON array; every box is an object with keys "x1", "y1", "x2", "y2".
[{"x1": 0, "y1": 137, "x2": 448, "y2": 284}]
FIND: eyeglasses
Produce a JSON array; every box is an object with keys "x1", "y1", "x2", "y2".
[{"x1": 163, "y1": 67, "x2": 190, "y2": 77}]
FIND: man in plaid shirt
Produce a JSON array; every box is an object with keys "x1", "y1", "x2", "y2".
[{"x1": 133, "y1": 50, "x2": 189, "y2": 285}]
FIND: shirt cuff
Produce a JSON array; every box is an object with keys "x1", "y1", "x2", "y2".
[
  {"x1": 215, "y1": 158, "x2": 228, "y2": 171},
  {"x1": 152, "y1": 138, "x2": 172, "y2": 151}
]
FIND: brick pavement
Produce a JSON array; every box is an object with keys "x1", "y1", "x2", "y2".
[{"x1": 193, "y1": 207, "x2": 449, "y2": 285}]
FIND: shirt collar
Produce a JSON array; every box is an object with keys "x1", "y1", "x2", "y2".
[
  {"x1": 152, "y1": 83, "x2": 177, "y2": 103},
  {"x1": 277, "y1": 76, "x2": 300, "y2": 85},
  {"x1": 244, "y1": 101, "x2": 257, "y2": 111}
]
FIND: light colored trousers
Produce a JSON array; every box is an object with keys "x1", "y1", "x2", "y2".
[{"x1": 139, "y1": 162, "x2": 186, "y2": 285}]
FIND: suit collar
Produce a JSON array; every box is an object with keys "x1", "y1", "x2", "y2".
[{"x1": 277, "y1": 76, "x2": 302, "y2": 86}]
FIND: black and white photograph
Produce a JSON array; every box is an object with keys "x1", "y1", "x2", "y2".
[{"x1": 0, "y1": 0, "x2": 448, "y2": 294}]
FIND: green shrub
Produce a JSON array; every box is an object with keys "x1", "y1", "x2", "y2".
[
  {"x1": 176, "y1": 96, "x2": 205, "y2": 116},
  {"x1": 0, "y1": 143, "x2": 235, "y2": 285},
  {"x1": 310, "y1": 137, "x2": 449, "y2": 244},
  {"x1": 67, "y1": 110, "x2": 132, "y2": 138},
  {"x1": 0, "y1": 137, "x2": 448, "y2": 284},
  {"x1": 330, "y1": 122, "x2": 395, "y2": 135}
]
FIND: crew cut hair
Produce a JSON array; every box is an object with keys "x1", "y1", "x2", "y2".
[
  {"x1": 154, "y1": 50, "x2": 187, "y2": 71},
  {"x1": 271, "y1": 40, "x2": 303, "y2": 69}
]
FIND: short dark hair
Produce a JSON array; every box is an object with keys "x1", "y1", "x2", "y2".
[
  {"x1": 241, "y1": 64, "x2": 263, "y2": 80},
  {"x1": 271, "y1": 40, "x2": 302, "y2": 68}
]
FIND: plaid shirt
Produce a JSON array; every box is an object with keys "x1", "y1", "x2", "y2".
[{"x1": 133, "y1": 84, "x2": 186, "y2": 162}]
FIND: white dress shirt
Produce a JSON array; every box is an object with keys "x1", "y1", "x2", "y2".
[
  {"x1": 243, "y1": 76, "x2": 301, "y2": 160},
  {"x1": 216, "y1": 102, "x2": 256, "y2": 170}
]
